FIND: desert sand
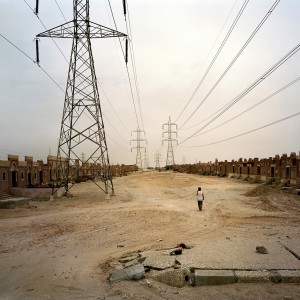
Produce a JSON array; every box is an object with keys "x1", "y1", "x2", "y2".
[{"x1": 0, "y1": 170, "x2": 300, "y2": 299}]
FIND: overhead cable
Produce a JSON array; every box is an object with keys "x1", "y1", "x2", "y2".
[
  {"x1": 107, "y1": 0, "x2": 141, "y2": 129},
  {"x1": 180, "y1": 111, "x2": 300, "y2": 148},
  {"x1": 179, "y1": 41, "x2": 300, "y2": 145},
  {"x1": 173, "y1": 0, "x2": 239, "y2": 121},
  {"x1": 193, "y1": 75, "x2": 300, "y2": 137},
  {"x1": 54, "y1": 0, "x2": 68, "y2": 22},
  {"x1": 175, "y1": 0, "x2": 249, "y2": 124},
  {"x1": 0, "y1": 33, "x2": 65, "y2": 93},
  {"x1": 125, "y1": 1, "x2": 145, "y2": 132},
  {"x1": 179, "y1": 0, "x2": 280, "y2": 130}
]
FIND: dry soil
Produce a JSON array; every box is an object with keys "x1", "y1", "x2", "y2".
[{"x1": 0, "y1": 170, "x2": 300, "y2": 299}]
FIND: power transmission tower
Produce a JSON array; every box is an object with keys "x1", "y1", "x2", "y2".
[
  {"x1": 130, "y1": 127, "x2": 146, "y2": 169},
  {"x1": 36, "y1": 0, "x2": 126, "y2": 196},
  {"x1": 154, "y1": 151, "x2": 162, "y2": 169},
  {"x1": 143, "y1": 148, "x2": 148, "y2": 169},
  {"x1": 162, "y1": 116, "x2": 178, "y2": 167}
]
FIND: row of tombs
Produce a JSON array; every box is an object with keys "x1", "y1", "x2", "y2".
[
  {"x1": 173, "y1": 151, "x2": 300, "y2": 188},
  {"x1": 0, "y1": 154, "x2": 137, "y2": 194}
]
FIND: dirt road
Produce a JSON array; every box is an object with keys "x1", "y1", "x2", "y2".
[{"x1": 0, "y1": 170, "x2": 299, "y2": 299}]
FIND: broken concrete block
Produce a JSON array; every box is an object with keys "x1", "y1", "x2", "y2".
[
  {"x1": 109, "y1": 264, "x2": 145, "y2": 282},
  {"x1": 277, "y1": 270, "x2": 300, "y2": 283},
  {"x1": 269, "y1": 270, "x2": 282, "y2": 283},
  {"x1": 194, "y1": 270, "x2": 235, "y2": 286},
  {"x1": 151, "y1": 268, "x2": 190, "y2": 288}
]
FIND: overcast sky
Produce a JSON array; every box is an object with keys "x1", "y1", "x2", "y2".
[{"x1": 0, "y1": 0, "x2": 299, "y2": 166}]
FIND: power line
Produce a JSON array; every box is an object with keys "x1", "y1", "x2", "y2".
[
  {"x1": 193, "y1": 75, "x2": 300, "y2": 138},
  {"x1": 0, "y1": 33, "x2": 65, "y2": 93},
  {"x1": 175, "y1": 0, "x2": 249, "y2": 124},
  {"x1": 125, "y1": 0, "x2": 145, "y2": 132},
  {"x1": 179, "y1": 0, "x2": 280, "y2": 130},
  {"x1": 107, "y1": 0, "x2": 141, "y2": 129},
  {"x1": 23, "y1": 0, "x2": 69, "y2": 63},
  {"x1": 179, "y1": 41, "x2": 300, "y2": 145},
  {"x1": 180, "y1": 111, "x2": 300, "y2": 148},
  {"x1": 54, "y1": 0, "x2": 68, "y2": 22},
  {"x1": 173, "y1": 0, "x2": 239, "y2": 120}
]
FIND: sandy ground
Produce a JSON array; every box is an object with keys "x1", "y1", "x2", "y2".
[{"x1": 0, "y1": 170, "x2": 300, "y2": 299}]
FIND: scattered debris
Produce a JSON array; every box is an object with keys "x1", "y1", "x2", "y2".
[
  {"x1": 176, "y1": 243, "x2": 192, "y2": 249},
  {"x1": 109, "y1": 264, "x2": 145, "y2": 282},
  {"x1": 170, "y1": 248, "x2": 182, "y2": 256},
  {"x1": 256, "y1": 246, "x2": 268, "y2": 254}
]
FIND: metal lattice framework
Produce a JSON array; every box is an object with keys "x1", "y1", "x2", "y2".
[
  {"x1": 130, "y1": 127, "x2": 146, "y2": 169},
  {"x1": 36, "y1": 0, "x2": 126, "y2": 195},
  {"x1": 162, "y1": 116, "x2": 178, "y2": 167}
]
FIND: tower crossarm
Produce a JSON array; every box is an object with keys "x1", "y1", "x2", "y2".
[
  {"x1": 162, "y1": 130, "x2": 177, "y2": 135},
  {"x1": 162, "y1": 139, "x2": 178, "y2": 144},
  {"x1": 37, "y1": 21, "x2": 127, "y2": 39}
]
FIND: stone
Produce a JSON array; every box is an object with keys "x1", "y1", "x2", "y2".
[
  {"x1": 176, "y1": 243, "x2": 192, "y2": 249},
  {"x1": 170, "y1": 248, "x2": 183, "y2": 256},
  {"x1": 194, "y1": 270, "x2": 235, "y2": 286},
  {"x1": 109, "y1": 264, "x2": 145, "y2": 282},
  {"x1": 256, "y1": 246, "x2": 268, "y2": 254}
]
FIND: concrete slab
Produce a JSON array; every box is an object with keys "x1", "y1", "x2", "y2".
[
  {"x1": 235, "y1": 270, "x2": 270, "y2": 283},
  {"x1": 194, "y1": 270, "x2": 235, "y2": 286},
  {"x1": 177, "y1": 239, "x2": 300, "y2": 270},
  {"x1": 142, "y1": 251, "x2": 175, "y2": 270},
  {"x1": 280, "y1": 240, "x2": 300, "y2": 259}
]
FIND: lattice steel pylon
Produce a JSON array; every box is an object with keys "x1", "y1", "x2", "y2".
[
  {"x1": 130, "y1": 127, "x2": 146, "y2": 169},
  {"x1": 36, "y1": 0, "x2": 126, "y2": 196},
  {"x1": 154, "y1": 151, "x2": 162, "y2": 169},
  {"x1": 162, "y1": 116, "x2": 178, "y2": 167}
]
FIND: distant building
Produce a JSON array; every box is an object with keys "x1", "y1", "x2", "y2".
[
  {"x1": 173, "y1": 151, "x2": 300, "y2": 187},
  {"x1": 0, "y1": 154, "x2": 137, "y2": 193}
]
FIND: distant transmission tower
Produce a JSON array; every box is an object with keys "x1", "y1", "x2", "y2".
[
  {"x1": 36, "y1": 0, "x2": 127, "y2": 196},
  {"x1": 162, "y1": 116, "x2": 178, "y2": 167},
  {"x1": 154, "y1": 151, "x2": 162, "y2": 169},
  {"x1": 143, "y1": 148, "x2": 148, "y2": 169},
  {"x1": 130, "y1": 127, "x2": 146, "y2": 169}
]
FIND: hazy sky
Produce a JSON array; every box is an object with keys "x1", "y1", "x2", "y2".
[{"x1": 0, "y1": 0, "x2": 299, "y2": 166}]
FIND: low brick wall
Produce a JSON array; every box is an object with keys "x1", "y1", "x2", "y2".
[{"x1": 10, "y1": 187, "x2": 65, "y2": 199}]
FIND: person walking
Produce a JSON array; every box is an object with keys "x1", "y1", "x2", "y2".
[{"x1": 196, "y1": 187, "x2": 204, "y2": 210}]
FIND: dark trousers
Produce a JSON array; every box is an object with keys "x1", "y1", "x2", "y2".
[{"x1": 198, "y1": 201, "x2": 203, "y2": 210}]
